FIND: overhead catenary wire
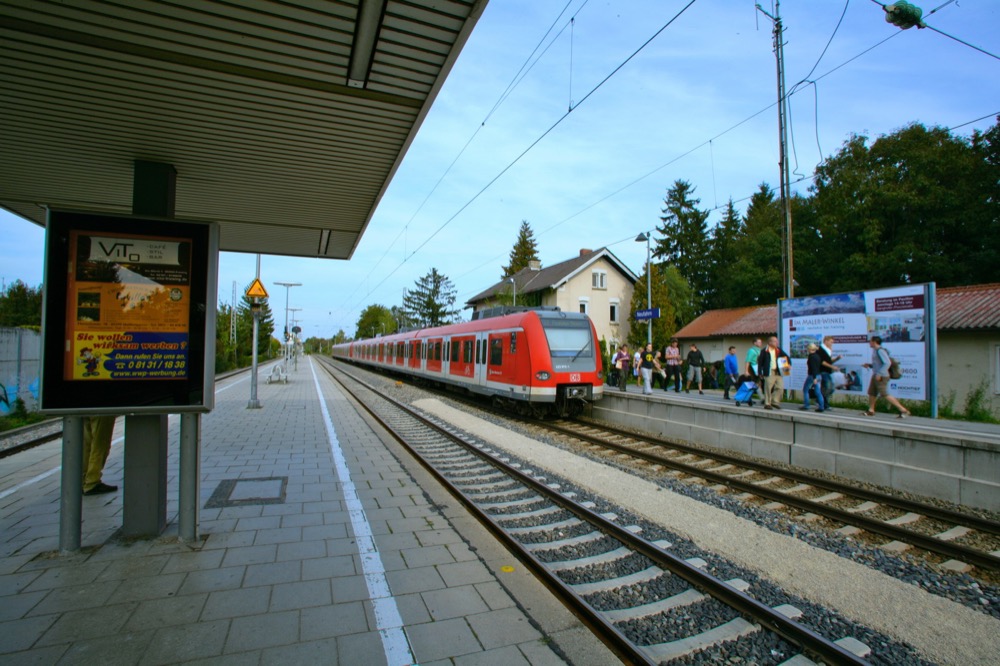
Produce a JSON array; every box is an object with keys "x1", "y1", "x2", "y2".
[{"x1": 346, "y1": 0, "x2": 700, "y2": 315}]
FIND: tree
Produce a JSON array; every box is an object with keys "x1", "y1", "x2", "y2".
[
  {"x1": 653, "y1": 180, "x2": 710, "y2": 310},
  {"x1": 627, "y1": 263, "x2": 680, "y2": 351},
  {"x1": 402, "y1": 268, "x2": 459, "y2": 328},
  {"x1": 233, "y1": 290, "x2": 275, "y2": 367},
  {"x1": 704, "y1": 199, "x2": 744, "y2": 309},
  {"x1": 502, "y1": 220, "x2": 540, "y2": 278},
  {"x1": 0, "y1": 280, "x2": 42, "y2": 328},
  {"x1": 726, "y1": 183, "x2": 784, "y2": 305},
  {"x1": 355, "y1": 304, "x2": 397, "y2": 339},
  {"x1": 809, "y1": 121, "x2": 999, "y2": 291}
]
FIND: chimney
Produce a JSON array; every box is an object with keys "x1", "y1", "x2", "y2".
[
  {"x1": 528, "y1": 259, "x2": 541, "y2": 271},
  {"x1": 579, "y1": 248, "x2": 592, "y2": 256}
]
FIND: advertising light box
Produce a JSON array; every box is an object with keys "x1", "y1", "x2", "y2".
[{"x1": 40, "y1": 211, "x2": 218, "y2": 414}]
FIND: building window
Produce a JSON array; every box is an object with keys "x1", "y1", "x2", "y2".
[
  {"x1": 592, "y1": 270, "x2": 607, "y2": 290},
  {"x1": 578, "y1": 298, "x2": 589, "y2": 315},
  {"x1": 610, "y1": 303, "x2": 619, "y2": 323}
]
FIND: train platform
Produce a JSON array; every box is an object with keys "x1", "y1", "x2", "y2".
[{"x1": 0, "y1": 359, "x2": 611, "y2": 665}]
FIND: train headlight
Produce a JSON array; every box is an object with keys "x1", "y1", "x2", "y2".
[{"x1": 535, "y1": 371, "x2": 551, "y2": 381}]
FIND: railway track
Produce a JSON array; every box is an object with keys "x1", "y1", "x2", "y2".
[
  {"x1": 319, "y1": 358, "x2": 873, "y2": 664},
  {"x1": 536, "y1": 419, "x2": 1000, "y2": 574},
  {"x1": 0, "y1": 420, "x2": 62, "y2": 458}
]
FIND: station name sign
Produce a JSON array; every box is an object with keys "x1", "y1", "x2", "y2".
[{"x1": 634, "y1": 308, "x2": 661, "y2": 321}]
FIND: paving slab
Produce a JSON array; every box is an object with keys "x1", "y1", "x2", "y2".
[{"x1": 0, "y1": 361, "x2": 609, "y2": 664}]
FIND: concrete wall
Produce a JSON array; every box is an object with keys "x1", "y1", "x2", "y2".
[
  {"x1": 0, "y1": 327, "x2": 41, "y2": 415},
  {"x1": 593, "y1": 391, "x2": 1000, "y2": 511}
]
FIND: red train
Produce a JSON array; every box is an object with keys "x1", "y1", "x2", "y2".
[{"x1": 331, "y1": 308, "x2": 604, "y2": 417}]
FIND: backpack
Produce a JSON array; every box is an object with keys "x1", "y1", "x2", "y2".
[{"x1": 882, "y1": 348, "x2": 902, "y2": 379}]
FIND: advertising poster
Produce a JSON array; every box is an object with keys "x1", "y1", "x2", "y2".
[
  {"x1": 64, "y1": 231, "x2": 192, "y2": 382},
  {"x1": 779, "y1": 284, "x2": 932, "y2": 401}
]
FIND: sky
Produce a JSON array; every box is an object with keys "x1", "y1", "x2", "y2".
[{"x1": 2, "y1": 0, "x2": 998, "y2": 340}]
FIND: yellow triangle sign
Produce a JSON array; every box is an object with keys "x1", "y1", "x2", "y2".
[{"x1": 245, "y1": 278, "x2": 269, "y2": 299}]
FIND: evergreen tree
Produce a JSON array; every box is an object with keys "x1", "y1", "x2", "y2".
[
  {"x1": 234, "y1": 289, "x2": 275, "y2": 366},
  {"x1": 653, "y1": 180, "x2": 710, "y2": 310},
  {"x1": 704, "y1": 199, "x2": 744, "y2": 309},
  {"x1": 501, "y1": 220, "x2": 540, "y2": 278},
  {"x1": 355, "y1": 304, "x2": 397, "y2": 339},
  {"x1": 215, "y1": 303, "x2": 237, "y2": 373},
  {"x1": 728, "y1": 183, "x2": 784, "y2": 305},
  {"x1": 402, "y1": 268, "x2": 460, "y2": 327},
  {"x1": 0, "y1": 280, "x2": 43, "y2": 328}
]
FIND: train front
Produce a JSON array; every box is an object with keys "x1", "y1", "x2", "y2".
[{"x1": 535, "y1": 311, "x2": 603, "y2": 417}]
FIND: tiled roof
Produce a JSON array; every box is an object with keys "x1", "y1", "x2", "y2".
[
  {"x1": 672, "y1": 307, "x2": 760, "y2": 338},
  {"x1": 674, "y1": 283, "x2": 1000, "y2": 339},
  {"x1": 935, "y1": 283, "x2": 1000, "y2": 330}
]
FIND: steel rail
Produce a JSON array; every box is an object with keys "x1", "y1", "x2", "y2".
[
  {"x1": 319, "y1": 358, "x2": 869, "y2": 665},
  {"x1": 542, "y1": 421, "x2": 1000, "y2": 571}
]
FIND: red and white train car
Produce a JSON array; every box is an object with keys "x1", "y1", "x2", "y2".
[{"x1": 332, "y1": 309, "x2": 603, "y2": 417}]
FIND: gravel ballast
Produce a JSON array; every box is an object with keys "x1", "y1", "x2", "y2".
[{"x1": 412, "y1": 396, "x2": 1000, "y2": 665}]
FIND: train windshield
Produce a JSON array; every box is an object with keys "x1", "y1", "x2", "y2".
[{"x1": 542, "y1": 319, "x2": 594, "y2": 358}]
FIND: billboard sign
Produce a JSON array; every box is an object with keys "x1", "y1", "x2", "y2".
[
  {"x1": 41, "y1": 211, "x2": 218, "y2": 414},
  {"x1": 778, "y1": 283, "x2": 935, "y2": 402}
]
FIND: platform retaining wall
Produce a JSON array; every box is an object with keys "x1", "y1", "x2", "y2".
[{"x1": 592, "y1": 393, "x2": 1000, "y2": 511}]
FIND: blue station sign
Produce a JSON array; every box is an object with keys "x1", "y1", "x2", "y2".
[{"x1": 634, "y1": 308, "x2": 661, "y2": 321}]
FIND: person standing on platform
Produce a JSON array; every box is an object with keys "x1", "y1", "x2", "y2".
[
  {"x1": 818, "y1": 335, "x2": 841, "y2": 410},
  {"x1": 862, "y1": 336, "x2": 911, "y2": 418},
  {"x1": 757, "y1": 336, "x2": 790, "y2": 410},
  {"x1": 722, "y1": 346, "x2": 739, "y2": 399},
  {"x1": 663, "y1": 339, "x2": 682, "y2": 392},
  {"x1": 801, "y1": 343, "x2": 826, "y2": 412},
  {"x1": 82, "y1": 415, "x2": 117, "y2": 495},
  {"x1": 745, "y1": 338, "x2": 762, "y2": 379},
  {"x1": 640, "y1": 343, "x2": 655, "y2": 395},
  {"x1": 684, "y1": 343, "x2": 705, "y2": 394},
  {"x1": 612, "y1": 344, "x2": 631, "y2": 392},
  {"x1": 632, "y1": 347, "x2": 642, "y2": 385}
]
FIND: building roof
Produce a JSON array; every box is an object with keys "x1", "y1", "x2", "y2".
[
  {"x1": 466, "y1": 248, "x2": 638, "y2": 306},
  {"x1": 936, "y1": 283, "x2": 1000, "y2": 330},
  {"x1": 0, "y1": 0, "x2": 486, "y2": 260},
  {"x1": 675, "y1": 283, "x2": 1000, "y2": 339}
]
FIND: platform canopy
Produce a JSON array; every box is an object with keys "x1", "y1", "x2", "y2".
[{"x1": 0, "y1": 0, "x2": 487, "y2": 259}]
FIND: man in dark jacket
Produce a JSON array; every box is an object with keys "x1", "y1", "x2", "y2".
[
  {"x1": 757, "y1": 336, "x2": 790, "y2": 410},
  {"x1": 684, "y1": 343, "x2": 706, "y2": 394}
]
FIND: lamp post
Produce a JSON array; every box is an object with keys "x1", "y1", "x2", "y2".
[
  {"x1": 273, "y1": 281, "x2": 301, "y2": 364},
  {"x1": 507, "y1": 276, "x2": 516, "y2": 307},
  {"x1": 635, "y1": 232, "x2": 652, "y2": 345}
]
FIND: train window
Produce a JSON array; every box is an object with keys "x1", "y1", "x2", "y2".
[
  {"x1": 510, "y1": 332, "x2": 517, "y2": 354},
  {"x1": 463, "y1": 340, "x2": 473, "y2": 363},
  {"x1": 435, "y1": 342, "x2": 442, "y2": 361},
  {"x1": 450, "y1": 340, "x2": 459, "y2": 362},
  {"x1": 489, "y1": 338, "x2": 503, "y2": 366}
]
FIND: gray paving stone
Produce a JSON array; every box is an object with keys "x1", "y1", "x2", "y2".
[
  {"x1": 438, "y1": 560, "x2": 495, "y2": 587},
  {"x1": 260, "y1": 637, "x2": 339, "y2": 665},
  {"x1": 407, "y1": 617, "x2": 483, "y2": 662},
  {"x1": 385, "y1": 566, "x2": 447, "y2": 595},
  {"x1": 201, "y1": 586, "x2": 271, "y2": 621},
  {"x1": 301, "y1": 554, "x2": 356, "y2": 581},
  {"x1": 0, "y1": 570, "x2": 43, "y2": 596},
  {"x1": 453, "y1": 644, "x2": 534, "y2": 666},
  {"x1": 243, "y1": 561, "x2": 302, "y2": 587},
  {"x1": 106, "y1": 573, "x2": 186, "y2": 604},
  {"x1": 57, "y1": 629, "x2": 155, "y2": 664},
  {"x1": 160, "y1": 549, "x2": 226, "y2": 574},
  {"x1": 125, "y1": 593, "x2": 208, "y2": 631},
  {"x1": 139, "y1": 618, "x2": 230, "y2": 665},
  {"x1": 422, "y1": 585, "x2": 490, "y2": 621},
  {"x1": 26, "y1": 580, "x2": 118, "y2": 616},
  {"x1": 35, "y1": 602, "x2": 138, "y2": 646},
  {"x1": 21, "y1": 561, "x2": 109, "y2": 592},
  {"x1": 300, "y1": 600, "x2": 370, "y2": 642},
  {"x1": 337, "y1": 630, "x2": 394, "y2": 666},
  {"x1": 177, "y1": 566, "x2": 246, "y2": 595},
  {"x1": 0, "y1": 614, "x2": 59, "y2": 654},
  {"x1": 95, "y1": 554, "x2": 170, "y2": 581},
  {"x1": 269, "y1": 579, "x2": 332, "y2": 612},
  {"x1": 275, "y1": 539, "x2": 327, "y2": 562},
  {"x1": 402, "y1": 544, "x2": 458, "y2": 568},
  {"x1": 225, "y1": 609, "x2": 300, "y2": 653},
  {"x1": 220, "y1": 544, "x2": 277, "y2": 568},
  {"x1": 467, "y1": 607, "x2": 543, "y2": 649},
  {"x1": 474, "y1": 581, "x2": 516, "y2": 611}
]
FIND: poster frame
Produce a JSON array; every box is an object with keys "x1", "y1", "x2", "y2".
[{"x1": 39, "y1": 210, "x2": 218, "y2": 415}]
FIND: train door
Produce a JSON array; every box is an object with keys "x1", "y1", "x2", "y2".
[{"x1": 474, "y1": 332, "x2": 488, "y2": 386}]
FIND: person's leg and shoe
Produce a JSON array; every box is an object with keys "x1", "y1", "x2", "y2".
[{"x1": 82, "y1": 415, "x2": 117, "y2": 495}]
